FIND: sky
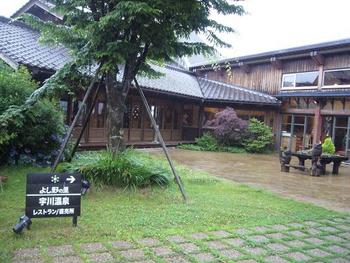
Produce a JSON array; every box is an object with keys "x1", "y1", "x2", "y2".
[{"x1": 1, "y1": 0, "x2": 350, "y2": 58}]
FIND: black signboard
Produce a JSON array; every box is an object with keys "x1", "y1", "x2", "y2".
[{"x1": 25, "y1": 173, "x2": 81, "y2": 225}]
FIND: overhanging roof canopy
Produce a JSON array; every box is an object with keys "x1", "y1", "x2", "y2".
[
  {"x1": 0, "y1": 15, "x2": 279, "y2": 107},
  {"x1": 276, "y1": 90, "x2": 350, "y2": 98}
]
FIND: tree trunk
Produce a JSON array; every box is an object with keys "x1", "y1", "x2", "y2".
[{"x1": 105, "y1": 70, "x2": 126, "y2": 155}]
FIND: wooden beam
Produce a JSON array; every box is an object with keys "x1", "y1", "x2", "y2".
[
  {"x1": 50, "y1": 64, "x2": 102, "y2": 173},
  {"x1": 270, "y1": 57, "x2": 283, "y2": 70},
  {"x1": 238, "y1": 62, "x2": 250, "y2": 73},
  {"x1": 134, "y1": 78, "x2": 187, "y2": 202},
  {"x1": 310, "y1": 51, "x2": 324, "y2": 66},
  {"x1": 313, "y1": 103, "x2": 322, "y2": 145}
]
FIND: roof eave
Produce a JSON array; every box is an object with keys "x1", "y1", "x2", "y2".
[
  {"x1": 191, "y1": 39, "x2": 350, "y2": 71},
  {"x1": 0, "y1": 52, "x2": 19, "y2": 69},
  {"x1": 276, "y1": 92, "x2": 350, "y2": 98},
  {"x1": 11, "y1": 0, "x2": 63, "y2": 20},
  {"x1": 203, "y1": 98, "x2": 281, "y2": 107}
]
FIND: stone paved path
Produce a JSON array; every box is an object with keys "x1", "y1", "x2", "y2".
[{"x1": 12, "y1": 216, "x2": 350, "y2": 262}]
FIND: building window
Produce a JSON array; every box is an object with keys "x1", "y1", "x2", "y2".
[
  {"x1": 323, "y1": 68, "x2": 350, "y2": 87},
  {"x1": 282, "y1": 71, "x2": 319, "y2": 89},
  {"x1": 281, "y1": 114, "x2": 314, "y2": 152}
]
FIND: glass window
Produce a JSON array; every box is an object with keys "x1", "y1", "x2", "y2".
[
  {"x1": 295, "y1": 72, "x2": 318, "y2": 87},
  {"x1": 282, "y1": 72, "x2": 318, "y2": 88},
  {"x1": 324, "y1": 69, "x2": 350, "y2": 86},
  {"x1": 282, "y1": 74, "x2": 295, "y2": 88}
]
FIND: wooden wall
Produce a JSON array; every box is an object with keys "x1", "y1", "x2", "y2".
[
  {"x1": 324, "y1": 53, "x2": 350, "y2": 70},
  {"x1": 196, "y1": 52, "x2": 350, "y2": 95}
]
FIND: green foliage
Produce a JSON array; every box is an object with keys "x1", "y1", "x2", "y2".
[
  {"x1": 0, "y1": 165, "x2": 338, "y2": 261},
  {"x1": 195, "y1": 132, "x2": 219, "y2": 151},
  {"x1": 322, "y1": 137, "x2": 336, "y2": 155},
  {"x1": 28, "y1": 0, "x2": 245, "y2": 71},
  {"x1": 0, "y1": 63, "x2": 37, "y2": 113},
  {"x1": 58, "y1": 150, "x2": 172, "y2": 189},
  {"x1": 0, "y1": 63, "x2": 64, "y2": 164},
  {"x1": 0, "y1": 62, "x2": 91, "y2": 134},
  {"x1": 20, "y1": 0, "x2": 245, "y2": 153},
  {"x1": 178, "y1": 133, "x2": 247, "y2": 153},
  {"x1": 243, "y1": 118, "x2": 273, "y2": 153}
]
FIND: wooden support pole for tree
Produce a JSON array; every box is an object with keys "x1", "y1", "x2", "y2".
[
  {"x1": 51, "y1": 66, "x2": 102, "y2": 173},
  {"x1": 67, "y1": 82, "x2": 102, "y2": 162},
  {"x1": 134, "y1": 78, "x2": 187, "y2": 202}
]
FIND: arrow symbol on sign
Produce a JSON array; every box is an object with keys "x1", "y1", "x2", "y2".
[{"x1": 66, "y1": 176, "x2": 76, "y2": 184}]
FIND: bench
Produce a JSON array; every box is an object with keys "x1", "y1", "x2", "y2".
[
  {"x1": 280, "y1": 144, "x2": 323, "y2": 176},
  {"x1": 280, "y1": 145, "x2": 349, "y2": 176}
]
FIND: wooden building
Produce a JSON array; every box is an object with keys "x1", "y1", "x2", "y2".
[
  {"x1": 191, "y1": 41, "x2": 350, "y2": 156},
  {"x1": 1, "y1": 0, "x2": 350, "y2": 156},
  {"x1": 0, "y1": 2, "x2": 279, "y2": 149}
]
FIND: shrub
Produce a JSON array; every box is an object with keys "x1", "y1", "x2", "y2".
[
  {"x1": 243, "y1": 118, "x2": 273, "y2": 153},
  {"x1": 0, "y1": 63, "x2": 65, "y2": 165},
  {"x1": 322, "y1": 137, "x2": 336, "y2": 155},
  {"x1": 57, "y1": 150, "x2": 172, "y2": 189},
  {"x1": 178, "y1": 133, "x2": 247, "y2": 153},
  {"x1": 178, "y1": 144, "x2": 203, "y2": 151},
  {"x1": 206, "y1": 107, "x2": 248, "y2": 146},
  {"x1": 195, "y1": 132, "x2": 218, "y2": 151}
]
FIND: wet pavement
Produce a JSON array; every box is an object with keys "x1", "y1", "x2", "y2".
[
  {"x1": 13, "y1": 216, "x2": 350, "y2": 262},
  {"x1": 150, "y1": 149, "x2": 350, "y2": 212}
]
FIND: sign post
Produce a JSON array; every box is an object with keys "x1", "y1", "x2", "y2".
[{"x1": 25, "y1": 173, "x2": 82, "y2": 226}]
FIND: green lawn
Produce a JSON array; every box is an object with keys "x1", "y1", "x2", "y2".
[{"x1": 0, "y1": 160, "x2": 344, "y2": 261}]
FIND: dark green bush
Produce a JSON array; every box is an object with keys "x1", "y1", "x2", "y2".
[
  {"x1": 243, "y1": 118, "x2": 273, "y2": 153},
  {"x1": 195, "y1": 132, "x2": 219, "y2": 151},
  {"x1": 58, "y1": 150, "x2": 172, "y2": 189},
  {"x1": 178, "y1": 133, "x2": 247, "y2": 153},
  {"x1": 0, "y1": 62, "x2": 65, "y2": 165}
]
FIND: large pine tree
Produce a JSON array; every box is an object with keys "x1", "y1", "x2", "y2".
[{"x1": 26, "y1": 0, "x2": 244, "y2": 154}]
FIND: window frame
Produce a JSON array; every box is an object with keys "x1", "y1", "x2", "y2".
[
  {"x1": 323, "y1": 68, "x2": 350, "y2": 88},
  {"x1": 281, "y1": 71, "x2": 319, "y2": 90}
]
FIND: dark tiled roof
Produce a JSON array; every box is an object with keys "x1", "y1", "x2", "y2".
[
  {"x1": 0, "y1": 16, "x2": 69, "y2": 71},
  {"x1": 276, "y1": 90, "x2": 350, "y2": 98},
  {"x1": 0, "y1": 16, "x2": 278, "y2": 105},
  {"x1": 191, "y1": 38, "x2": 350, "y2": 69},
  {"x1": 198, "y1": 78, "x2": 279, "y2": 105},
  {"x1": 127, "y1": 64, "x2": 203, "y2": 99}
]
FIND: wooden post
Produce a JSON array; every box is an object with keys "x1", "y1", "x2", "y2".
[
  {"x1": 313, "y1": 102, "x2": 322, "y2": 146},
  {"x1": 134, "y1": 78, "x2": 187, "y2": 202},
  {"x1": 72, "y1": 216, "x2": 78, "y2": 227},
  {"x1": 51, "y1": 66, "x2": 102, "y2": 173},
  {"x1": 198, "y1": 100, "x2": 204, "y2": 137}
]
